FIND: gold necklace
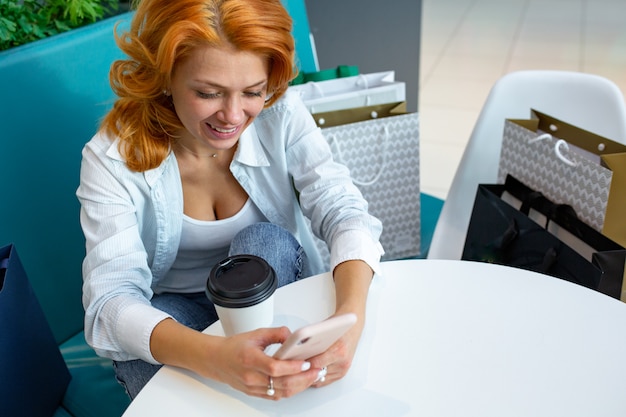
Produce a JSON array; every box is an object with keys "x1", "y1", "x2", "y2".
[{"x1": 175, "y1": 141, "x2": 217, "y2": 158}]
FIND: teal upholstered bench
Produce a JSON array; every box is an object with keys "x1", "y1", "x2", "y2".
[
  {"x1": 0, "y1": 13, "x2": 133, "y2": 417},
  {"x1": 0, "y1": 3, "x2": 327, "y2": 415}
]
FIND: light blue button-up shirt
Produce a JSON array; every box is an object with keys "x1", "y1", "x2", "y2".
[{"x1": 77, "y1": 90, "x2": 384, "y2": 363}]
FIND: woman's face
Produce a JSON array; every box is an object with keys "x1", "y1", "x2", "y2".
[{"x1": 169, "y1": 44, "x2": 269, "y2": 153}]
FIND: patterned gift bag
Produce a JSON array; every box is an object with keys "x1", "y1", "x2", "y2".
[
  {"x1": 498, "y1": 109, "x2": 626, "y2": 247},
  {"x1": 310, "y1": 102, "x2": 420, "y2": 265}
]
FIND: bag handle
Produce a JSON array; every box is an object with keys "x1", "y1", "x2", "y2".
[
  {"x1": 489, "y1": 217, "x2": 558, "y2": 274},
  {"x1": 301, "y1": 71, "x2": 369, "y2": 99},
  {"x1": 528, "y1": 133, "x2": 578, "y2": 167},
  {"x1": 308, "y1": 74, "x2": 373, "y2": 114},
  {"x1": 0, "y1": 257, "x2": 7, "y2": 291},
  {"x1": 503, "y1": 175, "x2": 622, "y2": 251},
  {"x1": 326, "y1": 125, "x2": 389, "y2": 186}
]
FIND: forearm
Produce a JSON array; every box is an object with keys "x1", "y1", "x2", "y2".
[
  {"x1": 332, "y1": 260, "x2": 374, "y2": 321},
  {"x1": 150, "y1": 318, "x2": 221, "y2": 379}
]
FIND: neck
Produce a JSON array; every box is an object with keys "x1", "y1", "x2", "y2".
[{"x1": 175, "y1": 141, "x2": 218, "y2": 158}]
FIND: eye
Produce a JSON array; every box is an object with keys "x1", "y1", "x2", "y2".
[
  {"x1": 244, "y1": 91, "x2": 264, "y2": 98},
  {"x1": 196, "y1": 91, "x2": 220, "y2": 99}
]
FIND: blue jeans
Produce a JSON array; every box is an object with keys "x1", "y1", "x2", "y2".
[{"x1": 113, "y1": 222, "x2": 309, "y2": 399}]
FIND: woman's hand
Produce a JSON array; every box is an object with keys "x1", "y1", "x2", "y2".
[
  {"x1": 152, "y1": 321, "x2": 321, "y2": 400},
  {"x1": 305, "y1": 313, "x2": 364, "y2": 387},
  {"x1": 208, "y1": 326, "x2": 322, "y2": 400}
]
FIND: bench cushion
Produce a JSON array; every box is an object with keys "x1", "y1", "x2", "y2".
[{"x1": 60, "y1": 332, "x2": 131, "y2": 417}]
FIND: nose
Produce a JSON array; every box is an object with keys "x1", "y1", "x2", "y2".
[{"x1": 217, "y1": 96, "x2": 244, "y2": 125}]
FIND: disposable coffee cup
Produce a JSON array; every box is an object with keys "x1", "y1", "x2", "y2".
[{"x1": 206, "y1": 255, "x2": 278, "y2": 336}]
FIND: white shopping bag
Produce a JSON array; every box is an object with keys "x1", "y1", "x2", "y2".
[{"x1": 288, "y1": 71, "x2": 405, "y2": 113}]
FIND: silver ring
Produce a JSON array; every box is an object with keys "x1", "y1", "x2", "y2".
[
  {"x1": 266, "y1": 376, "x2": 275, "y2": 396},
  {"x1": 315, "y1": 367, "x2": 327, "y2": 383}
]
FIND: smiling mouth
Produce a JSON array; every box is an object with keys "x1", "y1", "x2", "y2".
[{"x1": 209, "y1": 123, "x2": 237, "y2": 134}]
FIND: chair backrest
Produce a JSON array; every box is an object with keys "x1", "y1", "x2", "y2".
[{"x1": 427, "y1": 70, "x2": 626, "y2": 260}]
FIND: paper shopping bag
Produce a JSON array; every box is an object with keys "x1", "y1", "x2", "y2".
[
  {"x1": 287, "y1": 70, "x2": 406, "y2": 113},
  {"x1": 312, "y1": 102, "x2": 420, "y2": 263},
  {"x1": 462, "y1": 176, "x2": 626, "y2": 300},
  {"x1": 0, "y1": 243, "x2": 71, "y2": 416},
  {"x1": 290, "y1": 65, "x2": 359, "y2": 85},
  {"x1": 310, "y1": 101, "x2": 409, "y2": 128},
  {"x1": 498, "y1": 109, "x2": 626, "y2": 246}
]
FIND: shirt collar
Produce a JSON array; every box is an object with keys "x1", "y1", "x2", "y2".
[
  {"x1": 104, "y1": 121, "x2": 269, "y2": 186},
  {"x1": 234, "y1": 122, "x2": 270, "y2": 167}
]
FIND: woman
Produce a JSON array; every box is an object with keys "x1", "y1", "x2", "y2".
[{"x1": 77, "y1": 0, "x2": 383, "y2": 400}]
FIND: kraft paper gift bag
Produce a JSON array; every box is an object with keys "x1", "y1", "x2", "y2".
[
  {"x1": 0, "y1": 243, "x2": 71, "y2": 417},
  {"x1": 311, "y1": 102, "x2": 420, "y2": 264},
  {"x1": 287, "y1": 70, "x2": 406, "y2": 113},
  {"x1": 462, "y1": 176, "x2": 626, "y2": 300},
  {"x1": 498, "y1": 109, "x2": 626, "y2": 247}
]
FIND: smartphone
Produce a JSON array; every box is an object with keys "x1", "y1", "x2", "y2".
[{"x1": 272, "y1": 313, "x2": 357, "y2": 360}]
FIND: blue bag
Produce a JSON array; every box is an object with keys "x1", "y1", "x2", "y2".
[{"x1": 0, "y1": 243, "x2": 71, "y2": 416}]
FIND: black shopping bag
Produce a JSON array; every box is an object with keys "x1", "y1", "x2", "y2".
[
  {"x1": 0, "y1": 244, "x2": 71, "y2": 417},
  {"x1": 462, "y1": 176, "x2": 626, "y2": 300}
]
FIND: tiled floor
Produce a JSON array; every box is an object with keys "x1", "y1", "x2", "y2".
[{"x1": 419, "y1": 0, "x2": 626, "y2": 200}]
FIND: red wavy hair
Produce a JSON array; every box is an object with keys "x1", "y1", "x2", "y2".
[{"x1": 101, "y1": 0, "x2": 297, "y2": 172}]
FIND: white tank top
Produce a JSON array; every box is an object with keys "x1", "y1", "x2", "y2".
[{"x1": 156, "y1": 199, "x2": 267, "y2": 293}]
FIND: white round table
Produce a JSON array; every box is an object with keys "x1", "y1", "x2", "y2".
[{"x1": 122, "y1": 259, "x2": 626, "y2": 416}]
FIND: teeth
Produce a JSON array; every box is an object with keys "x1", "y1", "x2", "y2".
[{"x1": 211, "y1": 124, "x2": 236, "y2": 134}]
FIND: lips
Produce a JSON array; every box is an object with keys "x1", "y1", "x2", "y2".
[{"x1": 208, "y1": 123, "x2": 237, "y2": 134}]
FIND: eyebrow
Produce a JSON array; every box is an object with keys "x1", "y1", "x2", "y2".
[{"x1": 193, "y1": 79, "x2": 268, "y2": 89}]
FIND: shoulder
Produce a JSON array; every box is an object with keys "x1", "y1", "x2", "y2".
[
  {"x1": 257, "y1": 89, "x2": 309, "y2": 121},
  {"x1": 254, "y1": 89, "x2": 317, "y2": 136},
  {"x1": 82, "y1": 130, "x2": 121, "y2": 160}
]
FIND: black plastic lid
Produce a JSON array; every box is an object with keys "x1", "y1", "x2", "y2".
[{"x1": 205, "y1": 255, "x2": 277, "y2": 308}]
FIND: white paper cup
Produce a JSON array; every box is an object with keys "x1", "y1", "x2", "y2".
[
  {"x1": 206, "y1": 255, "x2": 277, "y2": 336},
  {"x1": 214, "y1": 295, "x2": 275, "y2": 336}
]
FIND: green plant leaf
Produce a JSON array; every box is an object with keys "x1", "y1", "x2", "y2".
[
  {"x1": 0, "y1": 17, "x2": 17, "y2": 41},
  {"x1": 54, "y1": 19, "x2": 72, "y2": 33},
  {"x1": 0, "y1": 0, "x2": 122, "y2": 51},
  {"x1": 17, "y1": 15, "x2": 35, "y2": 35}
]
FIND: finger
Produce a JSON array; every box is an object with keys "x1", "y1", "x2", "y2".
[
  {"x1": 264, "y1": 368, "x2": 320, "y2": 399},
  {"x1": 251, "y1": 326, "x2": 292, "y2": 347},
  {"x1": 265, "y1": 375, "x2": 277, "y2": 398},
  {"x1": 311, "y1": 362, "x2": 350, "y2": 387},
  {"x1": 314, "y1": 366, "x2": 328, "y2": 383}
]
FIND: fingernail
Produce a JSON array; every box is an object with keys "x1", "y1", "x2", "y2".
[{"x1": 301, "y1": 362, "x2": 311, "y2": 371}]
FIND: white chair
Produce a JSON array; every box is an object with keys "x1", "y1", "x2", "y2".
[{"x1": 428, "y1": 70, "x2": 626, "y2": 260}]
